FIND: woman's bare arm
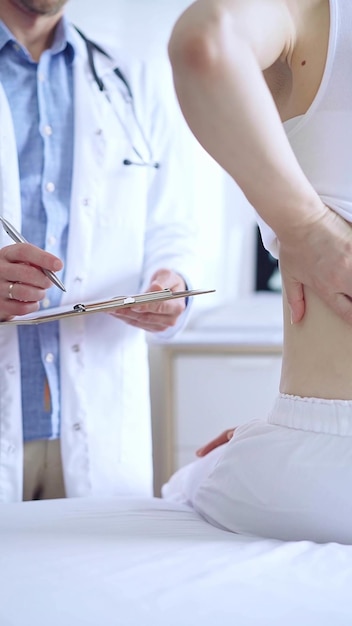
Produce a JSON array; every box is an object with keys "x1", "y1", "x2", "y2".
[
  {"x1": 169, "y1": 0, "x2": 352, "y2": 325},
  {"x1": 169, "y1": 0, "x2": 322, "y2": 232}
]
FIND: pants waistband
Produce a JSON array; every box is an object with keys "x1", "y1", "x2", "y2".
[{"x1": 267, "y1": 394, "x2": 352, "y2": 436}]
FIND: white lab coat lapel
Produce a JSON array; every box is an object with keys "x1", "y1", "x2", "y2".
[
  {"x1": 62, "y1": 32, "x2": 133, "y2": 303},
  {"x1": 61, "y1": 39, "x2": 107, "y2": 304},
  {"x1": 0, "y1": 85, "x2": 23, "y2": 501},
  {"x1": 0, "y1": 84, "x2": 22, "y2": 241}
]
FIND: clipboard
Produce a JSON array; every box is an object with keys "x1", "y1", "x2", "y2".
[{"x1": 0, "y1": 288, "x2": 215, "y2": 326}]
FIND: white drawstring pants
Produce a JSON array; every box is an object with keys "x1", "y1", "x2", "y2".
[{"x1": 163, "y1": 394, "x2": 352, "y2": 544}]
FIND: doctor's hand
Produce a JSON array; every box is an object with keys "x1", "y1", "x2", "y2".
[
  {"x1": 279, "y1": 206, "x2": 352, "y2": 325},
  {"x1": 0, "y1": 242, "x2": 63, "y2": 321},
  {"x1": 109, "y1": 268, "x2": 187, "y2": 332}
]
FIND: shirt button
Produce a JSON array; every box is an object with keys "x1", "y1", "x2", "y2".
[
  {"x1": 5, "y1": 364, "x2": 16, "y2": 374},
  {"x1": 7, "y1": 443, "x2": 16, "y2": 454},
  {"x1": 72, "y1": 344, "x2": 80, "y2": 353},
  {"x1": 47, "y1": 235, "x2": 56, "y2": 246},
  {"x1": 46, "y1": 182, "x2": 55, "y2": 193},
  {"x1": 82, "y1": 198, "x2": 90, "y2": 206},
  {"x1": 45, "y1": 352, "x2": 54, "y2": 363},
  {"x1": 38, "y1": 72, "x2": 45, "y2": 82},
  {"x1": 12, "y1": 43, "x2": 20, "y2": 52},
  {"x1": 73, "y1": 423, "x2": 81, "y2": 431},
  {"x1": 44, "y1": 125, "x2": 53, "y2": 136},
  {"x1": 43, "y1": 298, "x2": 51, "y2": 308}
]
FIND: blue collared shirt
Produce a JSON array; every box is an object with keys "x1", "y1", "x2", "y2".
[{"x1": 0, "y1": 18, "x2": 74, "y2": 441}]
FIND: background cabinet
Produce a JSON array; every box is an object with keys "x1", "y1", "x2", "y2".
[{"x1": 173, "y1": 351, "x2": 282, "y2": 468}]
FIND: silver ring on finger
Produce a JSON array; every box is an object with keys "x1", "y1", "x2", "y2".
[{"x1": 8, "y1": 282, "x2": 15, "y2": 300}]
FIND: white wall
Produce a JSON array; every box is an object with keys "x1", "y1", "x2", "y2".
[
  {"x1": 66, "y1": 0, "x2": 257, "y2": 312},
  {"x1": 66, "y1": 0, "x2": 192, "y2": 55}
]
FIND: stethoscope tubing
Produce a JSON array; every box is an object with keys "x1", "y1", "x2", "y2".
[{"x1": 75, "y1": 27, "x2": 160, "y2": 169}]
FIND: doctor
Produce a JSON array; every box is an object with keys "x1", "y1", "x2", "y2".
[{"x1": 0, "y1": 0, "x2": 196, "y2": 501}]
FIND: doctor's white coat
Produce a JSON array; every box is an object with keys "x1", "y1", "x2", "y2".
[{"x1": 0, "y1": 27, "x2": 196, "y2": 502}]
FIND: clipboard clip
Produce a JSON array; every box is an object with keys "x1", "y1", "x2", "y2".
[
  {"x1": 73, "y1": 289, "x2": 172, "y2": 314},
  {"x1": 73, "y1": 295, "x2": 139, "y2": 313},
  {"x1": 73, "y1": 303, "x2": 86, "y2": 312}
]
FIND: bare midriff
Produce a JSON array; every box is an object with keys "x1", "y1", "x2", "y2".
[{"x1": 280, "y1": 285, "x2": 352, "y2": 400}]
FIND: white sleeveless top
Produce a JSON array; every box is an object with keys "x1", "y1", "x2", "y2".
[{"x1": 259, "y1": 0, "x2": 352, "y2": 256}]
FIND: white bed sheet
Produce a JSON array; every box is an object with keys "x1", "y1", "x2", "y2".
[{"x1": 0, "y1": 496, "x2": 351, "y2": 626}]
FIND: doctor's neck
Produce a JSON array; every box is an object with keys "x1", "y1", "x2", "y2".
[{"x1": 0, "y1": 0, "x2": 68, "y2": 61}]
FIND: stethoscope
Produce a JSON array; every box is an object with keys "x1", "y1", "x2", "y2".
[{"x1": 76, "y1": 28, "x2": 160, "y2": 169}]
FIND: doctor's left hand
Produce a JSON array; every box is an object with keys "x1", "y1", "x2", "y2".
[{"x1": 109, "y1": 268, "x2": 187, "y2": 332}]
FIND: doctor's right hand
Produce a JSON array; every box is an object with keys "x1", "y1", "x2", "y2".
[{"x1": 0, "y1": 242, "x2": 63, "y2": 321}]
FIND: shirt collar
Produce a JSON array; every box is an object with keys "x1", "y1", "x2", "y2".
[
  {"x1": 0, "y1": 16, "x2": 75, "y2": 62},
  {"x1": 0, "y1": 20, "x2": 14, "y2": 53},
  {"x1": 51, "y1": 16, "x2": 75, "y2": 62}
]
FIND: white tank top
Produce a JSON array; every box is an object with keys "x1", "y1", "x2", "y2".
[{"x1": 258, "y1": 0, "x2": 352, "y2": 256}]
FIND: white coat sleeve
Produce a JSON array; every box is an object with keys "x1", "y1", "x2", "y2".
[{"x1": 139, "y1": 60, "x2": 199, "y2": 337}]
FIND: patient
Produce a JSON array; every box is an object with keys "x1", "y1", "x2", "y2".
[{"x1": 162, "y1": 0, "x2": 352, "y2": 543}]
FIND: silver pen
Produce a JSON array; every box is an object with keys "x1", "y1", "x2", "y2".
[{"x1": 0, "y1": 215, "x2": 66, "y2": 292}]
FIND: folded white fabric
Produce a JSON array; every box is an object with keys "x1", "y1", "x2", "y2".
[{"x1": 163, "y1": 394, "x2": 352, "y2": 544}]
